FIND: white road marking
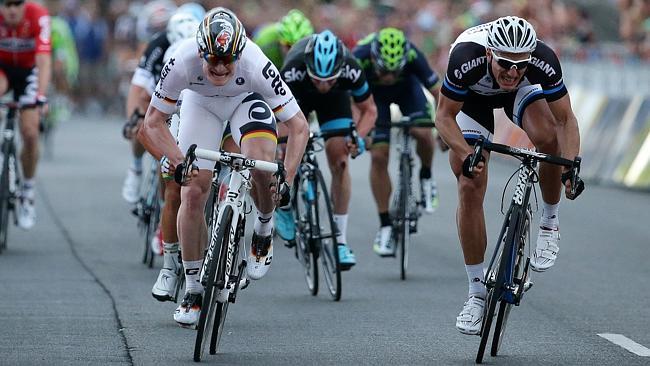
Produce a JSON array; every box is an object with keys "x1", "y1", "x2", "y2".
[{"x1": 598, "y1": 333, "x2": 650, "y2": 356}]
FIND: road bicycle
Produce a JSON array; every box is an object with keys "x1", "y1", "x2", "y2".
[
  {"x1": 467, "y1": 137, "x2": 582, "y2": 363},
  {"x1": 132, "y1": 154, "x2": 161, "y2": 268},
  {"x1": 280, "y1": 126, "x2": 358, "y2": 301},
  {"x1": 179, "y1": 144, "x2": 284, "y2": 361},
  {"x1": 389, "y1": 115, "x2": 435, "y2": 280},
  {"x1": 0, "y1": 102, "x2": 22, "y2": 253}
]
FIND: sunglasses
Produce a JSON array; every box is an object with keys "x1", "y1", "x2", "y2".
[
  {"x1": 201, "y1": 52, "x2": 238, "y2": 66},
  {"x1": 306, "y1": 67, "x2": 341, "y2": 82},
  {"x1": 492, "y1": 52, "x2": 530, "y2": 71},
  {"x1": 3, "y1": 1, "x2": 24, "y2": 7}
]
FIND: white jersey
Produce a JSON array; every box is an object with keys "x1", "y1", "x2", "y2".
[{"x1": 151, "y1": 38, "x2": 301, "y2": 123}]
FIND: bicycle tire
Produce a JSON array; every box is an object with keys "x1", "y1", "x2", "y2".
[
  {"x1": 0, "y1": 142, "x2": 10, "y2": 252},
  {"x1": 399, "y1": 154, "x2": 411, "y2": 281},
  {"x1": 143, "y1": 181, "x2": 160, "y2": 268},
  {"x1": 476, "y1": 209, "x2": 517, "y2": 364},
  {"x1": 313, "y1": 169, "x2": 341, "y2": 301},
  {"x1": 194, "y1": 205, "x2": 234, "y2": 362},
  {"x1": 292, "y1": 174, "x2": 318, "y2": 296},
  {"x1": 491, "y1": 207, "x2": 529, "y2": 357},
  {"x1": 148, "y1": 191, "x2": 161, "y2": 268}
]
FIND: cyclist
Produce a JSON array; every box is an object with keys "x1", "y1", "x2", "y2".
[
  {"x1": 353, "y1": 27, "x2": 442, "y2": 256},
  {"x1": 280, "y1": 29, "x2": 377, "y2": 269},
  {"x1": 435, "y1": 16, "x2": 585, "y2": 335},
  {"x1": 122, "y1": 8, "x2": 202, "y2": 300},
  {"x1": 138, "y1": 8, "x2": 309, "y2": 328},
  {"x1": 254, "y1": 9, "x2": 314, "y2": 69},
  {"x1": 0, "y1": 0, "x2": 51, "y2": 229}
]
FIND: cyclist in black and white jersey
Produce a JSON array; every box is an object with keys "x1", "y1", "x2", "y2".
[
  {"x1": 435, "y1": 16, "x2": 585, "y2": 335},
  {"x1": 279, "y1": 30, "x2": 378, "y2": 270},
  {"x1": 139, "y1": 8, "x2": 309, "y2": 328}
]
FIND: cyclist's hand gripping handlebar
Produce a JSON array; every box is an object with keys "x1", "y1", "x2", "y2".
[
  {"x1": 348, "y1": 122, "x2": 365, "y2": 159},
  {"x1": 561, "y1": 156, "x2": 585, "y2": 200},
  {"x1": 174, "y1": 144, "x2": 199, "y2": 185},
  {"x1": 272, "y1": 161, "x2": 291, "y2": 208},
  {"x1": 122, "y1": 109, "x2": 145, "y2": 139},
  {"x1": 462, "y1": 137, "x2": 486, "y2": 178}
]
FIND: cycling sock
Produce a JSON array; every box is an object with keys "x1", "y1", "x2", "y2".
[
  {"x1": 466, "y1": 262, "x2": 486, "y2": 299},
  {"x1": 540, "y1": 201, "x2": 560, "y2": 230},
  {"x1": 254, "y1": 211, "x2": 274, "y2": 236},
  {"x1": 379, "y1": 212, "x2": 391, "y2": 227},
  {"x1": 22, "y1": 179, "x2": 35, "y2": 199},
  {"x1": 131, "y1": 156, "x2": 143, "y2": 173},
  {"x1": 162, "y1": 242, "x2": 180, "y2": 270},
  {"x1": 419, "y1": 166, "x2": 432, "y2": 180},
  {"x1": 183, "y1": 259, "x2": 204, "y2": 294},
  {"x1": 333, "y1": 214, "x2": 348, "y2": 244}
]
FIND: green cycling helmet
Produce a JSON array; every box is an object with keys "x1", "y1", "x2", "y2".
[
  {"x1": 278, "y1": 9, "x2": 314, "y2": 46},
  {"x1": 371, "y1": 27, "x2": 410, "y2": 73}
]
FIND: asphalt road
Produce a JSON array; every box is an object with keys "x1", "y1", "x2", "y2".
[{"x1": 1, "y1": 115, "x2": 648, "y2": 365}]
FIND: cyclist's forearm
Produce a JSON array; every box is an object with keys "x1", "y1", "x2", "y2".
[
  {"x1": 436, "y1": 115, "x2": 472, "y2": 157},
  {"x1": 139, "y1": 106, "x2": 182, "y2": 163},
  {"x1": 557, "y1": 115, "x2": 581, "y2": 160},
  {"x1": 35, "y1": 53, "x2": 51, "y2": 97},
  {"x1": 282, "y1": 115, "x2": 309, "y2": 183},
  {"x1": 126, "y1": 84, "x2": 150, "y2": 119}
]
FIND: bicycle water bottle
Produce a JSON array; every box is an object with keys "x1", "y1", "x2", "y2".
[{"x1": 303, "y1": 178, "x2": 315, "y2": 202}]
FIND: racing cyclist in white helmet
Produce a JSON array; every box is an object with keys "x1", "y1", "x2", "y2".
[{"x1": 436, "y1": 16, "x2": 584, "y2": 335}]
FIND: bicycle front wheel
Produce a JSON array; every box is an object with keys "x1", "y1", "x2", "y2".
[
  {"x1": 0, "y1": 143, "x2": 10, "y2": 252},
  {"x1": 491, "y1": 207, "x2": 529, "y2": 357},
  {"x1": 194, "y1": 205, "x2": 234, "y2": 362},
  {"x1": 313, "y1": 169, "x2": 341, "y2": 301},
  {"x1": 398, "y1": 154, "x2": 412, "y2": 281},
  {"x1": 293, "y1": 175, "x2": 318, "y2": 295}
]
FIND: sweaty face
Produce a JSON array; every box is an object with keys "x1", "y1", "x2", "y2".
[
  {"x1": 1, "y1": 1, "x2": 26, "y2": 26},
  {"x1": 201, "y1": 59, "x2": 237, "y2": 86},
  {"x1": 488, "y1": 50, "x2": 530, "y2": 91}
]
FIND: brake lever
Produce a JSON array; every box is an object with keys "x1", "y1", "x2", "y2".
[
  {"x1": 570, "y1": 156, "x2": 581, "y2": 197},
  {"x1": 349, "y1": 122, "x2": 361, "y2": 159},
  {"x1": 469, "y1": 137, "x2": 485, "y2": 174}
]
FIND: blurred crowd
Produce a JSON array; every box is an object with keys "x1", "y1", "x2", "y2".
[{"x1": 35, "y1": 0, "x2": 643, "y2": 115}]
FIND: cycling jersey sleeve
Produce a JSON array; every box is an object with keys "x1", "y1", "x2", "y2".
[
  {"x1": 255, "y1": 60, "x2": 301, "y2": 123},
  {"x1": 440, "y1": 42, "x2": 485, "y2": 102},
  {"x1": 527, "y1": 41, "x2": 567, "y2": 102},
  {"x1": 407, "y1": 44, "x2": 440, "y2": 89},
  {"x1": 34, "y1": 5, "x2": 51, "y2": 54},
  {"x1": 150, "y1": 56, "x2": 187, "y2": 115},
  {"x1": 132, "y1": 34, "x2": 168, "y2": 95},
  {"x1": 344, "y1": 56, "x2": 372, "y2": 103}
]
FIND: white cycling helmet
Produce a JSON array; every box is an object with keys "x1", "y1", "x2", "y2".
[
  {"x1": 177, "y1": 2, "x2": 206, "y2": 22},
  {"x1": 486, "y1": 16, "x2": 537, "y2": 54},
  {"x1": 167, "y1": 12, "x2": 200, "y2": 44}
]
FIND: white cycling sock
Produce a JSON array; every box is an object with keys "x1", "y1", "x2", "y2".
[
  {"x1": 333, "y1": 214, "x2": 348, "y2": 245},
  {"x1": 183, "y1": 259, "x2": 203, "y2": 294},
  {"x1": 162, "y1": 242, "x2": 179, "y2": 270},
  {"x1": 254, "y1": 211, "x2": 274, "y2": 236},
  {"x1": 466, "y1": 262, "x2": 486, "y2": 299},
  {"x1": 540, "y1": 201, "x2": 560, "y2": 229}
]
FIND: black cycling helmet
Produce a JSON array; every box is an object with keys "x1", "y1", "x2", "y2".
[
  {"x1": 304, "y1": 30, "x2": 346, "y2": 81},
  {"x1": 196, "y1": 7, "x2": 247, "y2": 62}
]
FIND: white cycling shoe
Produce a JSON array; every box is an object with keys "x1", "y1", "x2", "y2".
[
  {"x1": 174, "y1": 291, "x2": 202, "y2": 329},
  {"x1": 17, "y1": 197, "x2": 36, "y2": 230},
  {"x1": 372, "y1": 226, "x2": 394, "y2": 257},
  {"x1": 531, "y1": 227, "x2": 560, "y2": 272},
  {"x1": 152, "y1": 266, "x2": 181, "y2": 302},
  {"x1": 247, "y1": 233, "x2": 273, "y2": 280},
  {"x1": 121, "y1": 168, "x2": 141, "y2": 203},
  {"x1": 456, "y1": 296, "x2": 485, "y2": 335},
  {"x1": 421, "y1": 178, "x2": 439, "y2": 214}
]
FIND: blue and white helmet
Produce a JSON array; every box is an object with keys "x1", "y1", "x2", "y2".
[{"x1": 305, "y1": 30, "x2": 346, "y2": 81}]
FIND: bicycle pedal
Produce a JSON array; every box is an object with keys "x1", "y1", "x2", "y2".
[{"x1": 523, "y1": 281, "x2": 533, "y2": 292}]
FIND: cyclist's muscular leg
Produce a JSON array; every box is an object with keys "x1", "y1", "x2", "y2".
[
  {"x1": 325, "y1": 137, "x2": 351, "y2": 215},
  {"x1": 0, "y1": 70, "x2": 8, "y2": 94},
  {"x1": 370, "y1": 145, "x2": 391, "y2": 212},
  {"x1": 241, "y1": 137, "x2": 276, "y2": 214},
  {"x1": 522, "y1": 100, "x2": 562, "y2": 205},
  {"x1": 18, "y1": 108, "x2": 40, "y2": 179},
  {"x1": 178, "y1": 171, "x2": 213, "y2": 261},
  {"x1": 411, "y1": 127, "x2": 435, "y2": 169},
  {"x1": 449, "y1": 148, "x2": 489, "y2": 264},
  {"x1": 162, "y1": 179, "x2": 181, "y2": 244}
]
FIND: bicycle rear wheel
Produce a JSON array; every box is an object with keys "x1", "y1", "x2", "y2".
[
  {"x1": 194, "y1": 205, "x2": 233, "y2": 362},
  {"x1": 314, "y1": 169, "x2": 341, "y2": 301},
  {"x1": 293, "y1": 175, "x2": 318, "y2": 296},
  {"x1": 491, "y1": 207, "x2": 529, "y2": 356}
]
